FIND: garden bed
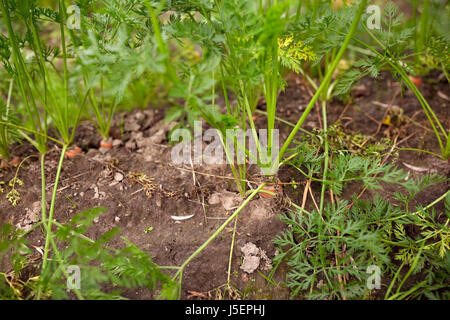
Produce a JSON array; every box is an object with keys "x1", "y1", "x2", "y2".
[
  {"x1": 1, "y1": 70, "x2": 448, "y2": 299},
  {"x1": 1, "y1": 0, "x2": 449, "y2": 301}
]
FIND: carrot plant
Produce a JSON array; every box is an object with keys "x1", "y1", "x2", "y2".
[
  {"x1": 0, "y1": 1, "x2": 177, "y2": 299},
  {"x1": 273, "y1": 188, "x2": 449, "y2": 299},
  {"x1": 217, "y1": 0, "x2": 316, "y2": 186},
  {"x1": 142, "y1": 0, "x2": 378, "y2": 296},
  {"x1": 0, "y1": 0, "x2": 447, "y2": 301},
  {"x1": 337, "y1": 2, "x2": 449, "y2": 160},
  {"x1": 411, "y1": 0, "x2": 449, "y2": 78},
  {"x1": 0, "y1": 0, "x2": 88, "y2": 298},
  {"x1": 271, "y1": 131, "x2": 449, "y2": 299},
  {"x1": 164, "y1": 0, "x2": 367, "y2": 193},
  {"x1": 69, "y1": 0, "x2": 166, "y2": 141},
  {"x1": 231, "y1": 0, "x2": 367, "y2": 189}
]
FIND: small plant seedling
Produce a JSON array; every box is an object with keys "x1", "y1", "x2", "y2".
[
  {"x1": 144, "y1": 226, "x2": 154, "y2": 234},
  {"x1": 6, "y1": 188, "x2": 20, "y2": 207},
  {"x1": 65, "y1": 195, "x2": 77, "y2": 209},
  {"x1": 291, "y1": 179, "x2": 297, "y2": 190}
]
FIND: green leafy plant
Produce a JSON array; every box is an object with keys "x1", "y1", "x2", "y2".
[
  {"x1": 273, "y1": 187, "x2": 449, "y2": 299},
  {"x1": 411, "y1": 0, "x2": 449, "y2": 78},
  {"x1": 338, "y1": 1, "x2": 449, "y2": 160},
  {"x1": 0, "y1": 224, "x2": 35, "y2": 300},
  {"x1": 1, "y1": 0, "x2": 447, "y2": 302},
  {"x1": 1, "y1": 207, "x2": 177, "y2": 300},
  {"x1": 273, "y1": 200, "x2": 391, "y2": 299},
  {"x1": 73, "y1": 0, "x2": 167, "y2": 140},
  {"x1": 0, "y1": 0, "x2": 88, "y2": 299},
  {"x1": 165, "y1": 0, "x2": 368, "y2": 194},
  {"x1": 273, "y1": 134, "x2": 449, "y2": 299},
  {"x1": 383, "y1": 190, "x2": 450, "y2": 300}
]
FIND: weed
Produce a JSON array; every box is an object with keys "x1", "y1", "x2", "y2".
[
  {"x1": 126, "y1": 171, "x2": 157, "y2": 198},
  {"x1": 144, "y1": 226, "x2": 154, "y2": 234}
]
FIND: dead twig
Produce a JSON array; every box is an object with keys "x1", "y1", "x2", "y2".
[{"x1": 337, "y1": 101, "x2": 353, "y2": 123}]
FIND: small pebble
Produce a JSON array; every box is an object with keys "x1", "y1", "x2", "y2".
[
  {"x1": 112, "y1": 139, "x2": 122, "y2": 147},
  {"x1": 135, "y1": 112, "x2": 145, "y2": 121},
  {"x1": 125, "y1": 141, "x2": 137, "y2": 150},
  {"x1": 99, "y1": 147, "x2": 110, "y2": 154},
  {"x1": 114, "y1": 172, "x2": 124, "y2": 182}
]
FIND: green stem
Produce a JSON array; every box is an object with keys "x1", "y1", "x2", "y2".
[
  {"x1": 388, "y1": 281, "x2": 428, "y2": 300},
  {"x1": 42, "y1": 145, "x2": 68, "y2": 271},
  {"x1": 40, "y1": 154, "x2": 47, "y2": 229},
  {"x1": 416, "y1": 0, "x2": 430, "y2": 59},
  {"x1": 391, "y1": 246, "x2": 424, "y2": 298},
  {"x1": 0, "y1": 121, "x2": 62, "y2": 146},
  {"x1": 227, "y1": 215, "x2": 239, "y2": 290},
  {"x1": 241, "y1": 83, "x2": 263, "y2": 167},
  {"x1": 36, "y1": 153, "x2": 47, "y2": 300},
  {"x1": 379, "y1": 190, "x2": 449, "y2": 223},
  {"x1": 37, "y1": 148, "x2": 84, "y2": 300},
  {"x1": 319, "y1": 99, "x2": 329, "y2": 214},
  {"x1": 59, "y1": 0, "x2": 70, "y2": 140},
  {"x1": 385, "y1": 260, "x2": 405, "y2": 299},
  {"x1": 218, "y1": 130, "x2": 245, "y2": 195},
  {"x1": 0, "y1": 79, "x2": 14, "y2": 159},
  {"x1": 174, "y1": 184, "x2": 266, "y2": 280},
  {"x1": 295, "y1": 0, "x2": 303, "y2": 22},
  {"x1": 398, "y1": 148, "x2": 442, "y2": 159}
]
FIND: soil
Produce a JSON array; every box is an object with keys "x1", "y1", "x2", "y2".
[{"x1": 0, "y1": 70, "x2": 449, "y2": 300}]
